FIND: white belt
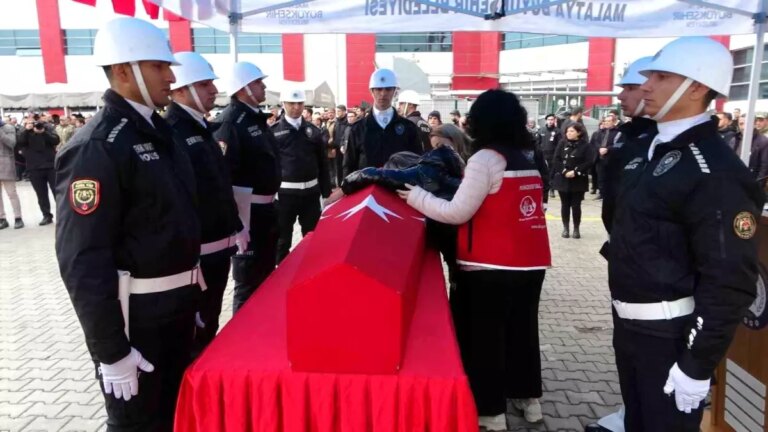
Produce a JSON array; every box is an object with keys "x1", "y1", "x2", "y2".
[
  {"x1": 250, "y1": 194, "x2": 275, "y2": 204},
  {"x1": 612, "y1": 296, "x2": 694, "y2": 320},
  {"x1": 281, "y1": 179, "x2": 318, "y2": 190},
  {"x1": 200, "y1": 234, "x2": 237, "y2": 255},
  {"x1": 117, "y1": 265, "x2": 207, "y2": 339}
]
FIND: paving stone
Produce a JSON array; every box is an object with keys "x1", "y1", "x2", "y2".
[
  {"x1": 0, "y1": 415, "x2": 33, "y2": 432},
  {"x1": 20, "y1": 416, "x2": 71, "y2": 432}
]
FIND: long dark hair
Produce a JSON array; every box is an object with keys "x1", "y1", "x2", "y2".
[{"x1": 466, "y1": 89, "x2": 533, "y2": 154}]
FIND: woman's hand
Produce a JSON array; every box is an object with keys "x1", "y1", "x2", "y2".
[
  {"x1": 397, "y1": 184, "x2": 416, "y2": 200},
  {"x1": 323, "y1": 188, "x2": 345, "y2": 207},
  {"x1": 565, "y1": 170, "x2": 576, "y2": 179}
]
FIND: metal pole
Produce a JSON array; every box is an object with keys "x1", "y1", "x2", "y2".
[
  {"x1": 229, "y1": 0, "x2": 241, "y2": 63},
  {"x1": 740, "y1": 6, "x2": 767, "y2": 165}
]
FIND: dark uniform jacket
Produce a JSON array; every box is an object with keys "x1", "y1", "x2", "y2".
[
  {"x1": 214, "y1": 97, "x2": 281, "y2": 196},
  {"x1": 601, "y1": 117, "x2": 658, "y2": 233},
  {"x1": 537, "y1": 125, "x2": 562, "y2": 158},
  {"x1": 608, "y1": 119, "x2": 764, "y2": 380},
  {"x1": 165, "y1": 102, "x2": 242, "y2": 244},
  {"x1": 343, "y1": 110, "x2": 423, "y2": 176},
  {"x1": 271, "y1": 117, "x2": 332, "y2": 198},
  {"x1": 54, "y1": 89, "x2": 201, "y2": 364},
  {"x1": 17, "y1": 128, "x2": 59, "y2": 170},
  {"x1": 551, "y1": 137, "x2": 595, "y2": 193},
  {"x1": 406, "y1": 110, "x2": 432, "y2": 152}
]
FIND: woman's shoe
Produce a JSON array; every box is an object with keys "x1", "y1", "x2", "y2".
[
  {"x1": 562, "y1": 228, "x2": 570, "y2": 238},
  {"x1": 478, "y1": 414, "x2": 507, "y2": 431},
  {"x1": 511, "y1": 398, "x2": 543, "y2": 423},
  {"x1": 572, "y1": 228, "x2": 581, "y2": 239},
  {"x1": 14, "y1": 218, "x2": 24, "y2": 229}
]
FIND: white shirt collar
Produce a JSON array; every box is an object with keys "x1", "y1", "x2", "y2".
[
  {"x1": 177, "y1": 103, "x2": 207, "y2": 129},
  {"x1": 285, "y1": 115, "x2": 302, "y2": 130},
  {"x1": 648, "y1": 112, "x2": 711, "y2": 160},
  {"x1": 125, "y1": 98, "x2": 155, "y2": 128},
  {"x1": 372, "y1": 106, "x2": 394, "y2": 129},
  {"x1": 373, "y1": 106, "x2": 394, "y2": 118}
]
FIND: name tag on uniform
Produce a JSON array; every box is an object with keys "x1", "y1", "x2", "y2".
[
  {"x1": 247, "y1": 125, "x2": 262, "y2": 137},
  {"x1": 186, "y1": 136, "x2": 204, "y2": 146},
  {"x1": 624, "y1": 157, "x2": 642, "y2": 170},
  {"x1": 133, "y1": 142, "x2": 160, "y2": 162},
  {"x1": 274, "y1": 130, "x2": 290, "y2": 137}
]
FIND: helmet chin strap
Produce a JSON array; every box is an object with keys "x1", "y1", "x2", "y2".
[
  {"x1": 244, "y1": 84, "x2": 261, "y2": 109},
  {"x1": 188, "y1": 85, "x2": 206, "y2": 114},
  {"x1": 652, "y1": 78, "x2": 693, "y2": 122},
  {"x1": 632, "y1": 99, "x2": 645, "y2": 117},
  {"x1": 130, "y1": 62, "x2": 157, "y2": 111}
]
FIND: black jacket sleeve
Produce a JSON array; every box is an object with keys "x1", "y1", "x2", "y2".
[
  {"x1": 55, "y1": 140, "x2": 131, "y2": 364},
  {"x1": 213, "y1": 121, "x2": 241, "y2": 179},
  {"x1": 677, "y1": 173, "x2": 762, "y2": 379},
  {"x1": 315, "y1": 130, "x2": 332, "y2": 198},
  {"x1": 574, "y1": 143, "x2": 596, "y2": 176},
  {"x1": 342, "y1": 125, "x2": 361, "y2": 177},
  {"x1": 534, "y1": 148, "x2": 550, "y2": 203}
]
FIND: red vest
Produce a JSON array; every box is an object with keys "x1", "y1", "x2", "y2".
[{"x1": 457, "y1": 167, "x2": 551, "y2": 270}]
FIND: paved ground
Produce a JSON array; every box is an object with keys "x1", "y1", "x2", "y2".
[{"x1": 0, "y1": 182, "x2": 620, "y2": 432}]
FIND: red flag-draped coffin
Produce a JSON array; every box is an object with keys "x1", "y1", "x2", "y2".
[{"x1": 287, "y1": 186, "x2": 426, "y2": 374}]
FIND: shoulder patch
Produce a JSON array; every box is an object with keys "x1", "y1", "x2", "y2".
[
  {"x1": 236, "y1": 112, "x2": 246, "y2": 124},
  {"x1": 734, "y1": 212, "x2": 757, "y2": 240},
  {"x1": 106, "y1": 118, "x2": 129, "y2": 143},
  {"x1": 69, "y1": 179, "x2": 100, "y2": 215},
  {"x1": 653, "y1": 150, "x2": 681, "y2": 176}
]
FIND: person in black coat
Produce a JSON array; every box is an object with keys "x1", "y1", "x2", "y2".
[
  {"x1": 590, "y1": 115, "x2": 621, "y2": 200},
  {"x1": 551, "y1": 122, "x2": 594, "y2": 239},
  {"x1": 537, "y1": 114, "x2": 561, "y2": 198},
  {"x1": 17, "y1": 120, "x2": 59, "y2": 225}
]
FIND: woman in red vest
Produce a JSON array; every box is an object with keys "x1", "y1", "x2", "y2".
[{"x1": 398, "y1": 89, "x2": 551, "y2": 430}]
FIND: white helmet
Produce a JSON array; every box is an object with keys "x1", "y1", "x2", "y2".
[
  {"x1": 94, "y1": 17, "x2": 177, "y2": 66},
  {"x1": 639, "y1": 36, "x2": 733, "y2": 97},
  {"x1": 398, "y1": 90, "x2": 420, "y2": 105},
  {"x1": 227, "y1": 62, "x2": 268, "y2": 96},
  {"x1": 369, "y1": 68, "x2": 399, "y2": 89},
  {"x1": 281, "y1": 88, "x2": 306, "y2": 103},
  {"x1": 170, "y1": 52, "x2": 218, "y2": 90},
  {"x1": 618, "y1": 56, "x2": 653, "y2": 87}
]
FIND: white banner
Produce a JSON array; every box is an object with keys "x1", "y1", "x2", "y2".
[{"x1": 150, "y1": 0, "x2": 761, "y2": 36}]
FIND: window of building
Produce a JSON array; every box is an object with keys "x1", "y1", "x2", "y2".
[
  {"x1": 375, "y1": 33, "x2": 452, "y2": 52},
  {"x1": 0, "y1": 30, "x2": 41, "y2": 56},
  {"x1": 501, "y1": 33, "x2": 587, "y2": 50},
  {"x1": 729, "y1": 46, "x2": 768, "y2": 101},
  {"x1": 64, "y1": 29, "x2": 97, "y2": 55},
  {"x1": 193, "y1": 28, "x2": 282, "y2": 54}
]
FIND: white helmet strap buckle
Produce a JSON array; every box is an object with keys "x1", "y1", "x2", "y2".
[
  {"x1": 188, "y1": 84, "x2": 206, "y2": 114},
  {"x1": 130, "y1": 61, "x2": 157, "y2": 112},
  {"x1": 652, "y1": 78, "x2": 693, "y2": 122}
]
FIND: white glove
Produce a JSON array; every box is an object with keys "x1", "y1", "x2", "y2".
[
  {"x1": 663, "y1": 363, "x2": 710, "y2": 413},
  {"x1": 99, "y1": 347, "x2": 155, "y2": 401},
  {"x1": 235, "y1": 229, "x2": 249, "y2": 254}
]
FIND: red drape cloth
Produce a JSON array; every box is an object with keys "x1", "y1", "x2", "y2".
[{"x1": 174, "y1": 236, "x2": 478, "y2": 432}]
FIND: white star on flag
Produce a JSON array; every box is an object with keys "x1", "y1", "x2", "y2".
[{"x1": 336, "y1": 195, "x2": 402, "y2": 222}]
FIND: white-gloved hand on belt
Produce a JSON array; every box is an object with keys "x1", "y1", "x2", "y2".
[
  {"x1": 235, "y1": 229, "x2": 249, "y2": 254},
  {"x1": 663, "y1": 362, "x2": 710, "y2": 413},
  {"x1": 100, "y1": 347, "x2": 154, "y2": 401}
]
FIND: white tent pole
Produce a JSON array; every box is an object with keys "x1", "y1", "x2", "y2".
[
  {"x1": 229, "y1": 0, "x2": 241, "y2": 63},
  {"x1": 740, "y1": 2, "x2": 767, "y2": 165}
]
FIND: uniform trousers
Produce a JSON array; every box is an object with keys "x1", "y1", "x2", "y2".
[
  {"x1": 0, "y1": 180, "x2": 22, "y2": 219},
  {"x1": 452, "y1": 269, "x2": 545, "y2": 416},
  {"x1": 97, "y1": 285, "x2": 197, "y2": 432},
  {"x1": 192, "y1": 246, "x2": 236, "y2": 356},
  {"x1": 613, "y1": 315, "x2": 704, "y2": 432},
  {"x1": 28, "y1": 168, "x2": 55, "y2": 218},
  {"x1": 232, "y1": 202, "x2": 278, "y2": 313},
  {"x1": 276, "y1": 191, "x2": 321, "y2": 264}
]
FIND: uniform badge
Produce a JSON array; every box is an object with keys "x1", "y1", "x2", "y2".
[
  {"x1": 519, "y1": 196, "x2": 536, "y2": 218},
  {"x1": 653, "y1": 150, "x2": 681, "y2": 176},
  {"x1": 305, "y1": 127, "x2": 312, "y2": 138},
  {"x1": 69, "y1": 179, "x2": 100, "y2": 215},
  {"x1": 624, "y1": 157, "x2": 642, "y2": 170},
  {"x1": 744, "y1": 268, "x2": 767, "y2": 330},
  {"x1": 395, "y1": 124, "x2": 405, "y2": 136},
  {"x1": 734, "y1": 211, "x2": 757, "y2": 240}
]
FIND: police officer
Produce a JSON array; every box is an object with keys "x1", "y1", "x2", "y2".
[
  {"x1": 214, "y1": 62, "x2": 281, "y2": 313},
  {"x1": 55, "y1": 18, "x2": 201, "y2": 430},
  {"x1": 608, "y1": 37, "x2": 763, "y2": 432},
  {"x1": 342, "y1": 69, "x2": 423, "y2": 176},
  {"x1": 588, "y1": 56, "x2": 657, "y2": 432},
  {"x1": 537, "y1": 114, "x2": 562, "y2": 198},
  {"x1": 272, "y1": 88, "x2": 331, "y2": 263},
  {"x1": 165, "y1": 52, "x2": 245, "y2": 353},
  {"x1": 397, "y1": 89, "x2": 432, "y2": 151}
]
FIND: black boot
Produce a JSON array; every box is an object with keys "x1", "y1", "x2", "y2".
[
  {"x1": 562, "y1": 226, "x2": 570, "y2": 238},
  {"x1": 549, "y1": 190, "x2": 555, "y2": 198},
  {"x1": 0, "y1": 219, "x2": 8, "y2": 230},
  {"x1": 14, "y1": 218, "x2": 24, "y2": 229},
  {"x1": 39, "y1": 215, "x2": 53, "y2": 226},
  {"x1": 572, "y1": 226, "x2": 581, "y2": 239}
]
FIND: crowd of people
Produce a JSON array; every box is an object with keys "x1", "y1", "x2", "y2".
[{"x1": 0, "y1": 15, "x2": 757, "y2": 432}]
